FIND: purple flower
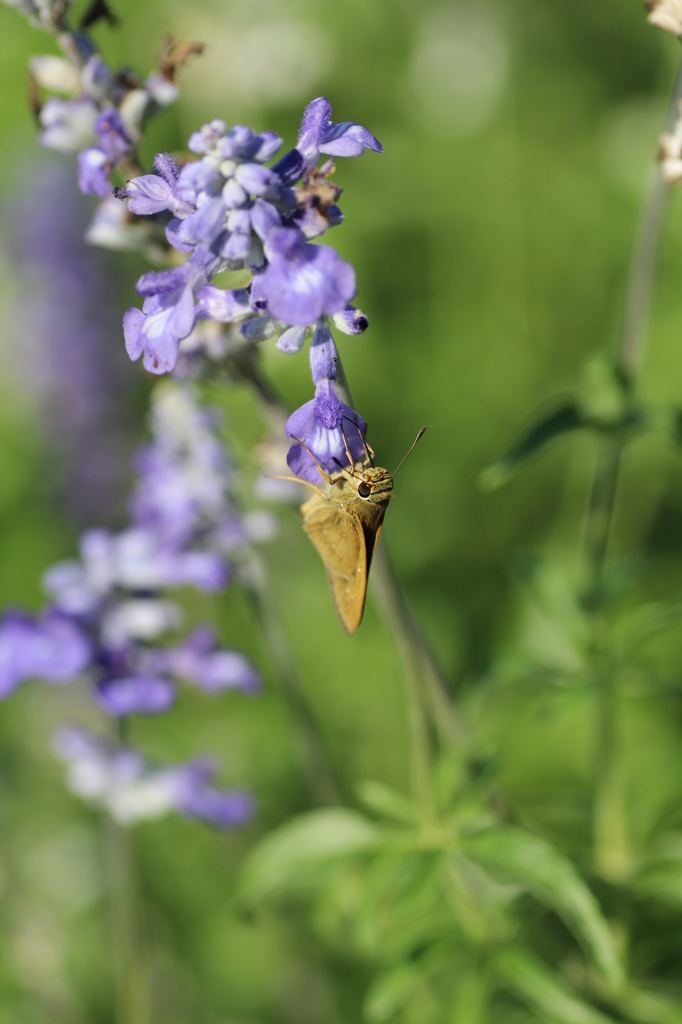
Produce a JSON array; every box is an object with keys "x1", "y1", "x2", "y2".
[
  {"x1": 78, "y1": 147, "x2": 112, "y2": 197},
  {"x1": 286, "y1": 393, "x2": 367, "y2": 483},
  {"x1": 140, "y1": 627, "x2": 261, "y2": 694},
  {"x1": 124, "y1": 287, "x2": 195, "y2": 374},
  {"x1": 175, "y1": 784, "x2": 255, "y2": 830},
  {"x1": 0, "y1": 611, "x2": 92, "y2": 699},
  {"x1": 94, "y1": 675, "x2": 177, "y2": 716},
  {"x1": 188, "y1": 119, "x2": 227, "y2": 154},
  {"x1": 296, "y1": 97, "x2": 383, "y2": 170},
  {"x1": 259, "y1": 228, "x2": 356, "y2": 325},
  {"x1": 195, "y1": 285, "x2": 251, "y2": 323},
  {"x1": 121, "y1": 153, "x2": 195, "y2": 218},
  {"x1": 76, "y1": 109, "x2": 133, "y2": 198},
  {"x1": 95, "y1": 109, "x2": 132, "y2": 158},
  {"x1": 171, "y1": 759, "x2": 255, "y2": 829},
  {"x1": 39, "y1": 97, "x2": 99, "y2": 152},
  {"x1": 53, "y1": 727, "x2": 254, "y2": 829}
]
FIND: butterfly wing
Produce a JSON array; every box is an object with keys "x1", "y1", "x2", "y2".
[{"x1": 302, "y1": 495, "x2": 370, "y2": 635}]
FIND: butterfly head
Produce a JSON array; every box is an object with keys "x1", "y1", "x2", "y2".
[{"x1": 356, "y1": 466, "x2": 394, "y2": 504}]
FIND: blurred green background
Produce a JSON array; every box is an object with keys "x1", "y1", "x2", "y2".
[{"x1": 1, "y1": 0, "x2": 682, "y2": 1021}]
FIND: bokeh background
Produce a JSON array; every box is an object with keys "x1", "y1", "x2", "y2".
[{"x1": 1, "y1": 0, "x2": 682, "y2": 1021}]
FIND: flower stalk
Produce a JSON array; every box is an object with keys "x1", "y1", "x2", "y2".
[{"x1": 588, "y1": 50, "x2": 682, "y2": 879}]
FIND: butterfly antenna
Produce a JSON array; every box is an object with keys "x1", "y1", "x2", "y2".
[
  {"x1": 339, "y1": 422, "x2": 355, "y2": 473},
  {"x1": 392, "y1": 426, "x2": 427, "y2": 478}
]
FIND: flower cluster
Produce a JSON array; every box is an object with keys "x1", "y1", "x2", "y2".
[
  {"x1": 24, "y1": 21, "x2": 199, "y2": 255},
  {"x1": 0, "y1": 382, "x2": 262, "y2": 825},
  {"x1": 120, "y1": 96, "x2": 381, "y2": 477},
  {"x1": 54, "y1": 726, "x2": 253, "y2": 829}
]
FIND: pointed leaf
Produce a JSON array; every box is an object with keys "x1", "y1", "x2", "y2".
[
  {"x1": 463, "y1": 827, "x2": 624, "y2": 988},
  {"x1": 356, "y1": 780, "x2": 418, "y2": 825},
  {"x1": 238, "y1": 809, "x2": 382, "y2": 904},
  {"x1": 492, "y1": 948, "x2": 618, "y2": 1024},
  {"x1": 363, "y1": 963, "x2": 421, "y2": 1023},
  {"x1": 480, "y1": 404, "x2": 585, "y2": 491}
]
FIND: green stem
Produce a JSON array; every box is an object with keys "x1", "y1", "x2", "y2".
[
  {"x1": 333, "y1": 352, "x2": 466, "y2": 816},
  {"x1": 237, "y1": 553, "x2": 339, "y2": 805},
  {"x1": 588, "y1": 52, "x2": 682, "y2": 879},
  {"x1": 106, "y1": 719, "x2": 151, "y2": 1024}
]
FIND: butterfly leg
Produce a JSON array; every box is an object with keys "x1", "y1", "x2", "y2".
[
  {"x1": 343, "y1": 413, "x2": 375, "y2": 467},
  {"x1": 265, "y1": 473, "x2": 330, "y2": 501},
  {"x1": 289, "y1": 434, "x2": 336, "y2": 484},
  {"x1": 339, "y1": 422, "x2": 356, "y2": 473}
]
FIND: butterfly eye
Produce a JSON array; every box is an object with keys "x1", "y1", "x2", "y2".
[{"x1": 358, "y1": 481, "x2": 372, "y2": 498}]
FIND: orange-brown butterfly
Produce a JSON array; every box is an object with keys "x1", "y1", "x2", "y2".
[{"x1": 274, "y1": 423, "x2": 426, "y2": 634}]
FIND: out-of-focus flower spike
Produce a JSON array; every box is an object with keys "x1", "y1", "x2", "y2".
[
  {"x1": 29, "y1": 55, "x2": 80, "y2": 93},
  {"x1": 94, "y1": 676, "x2": 177, "y2": 716},
  {"x1": 40, "y1": 97, "x2": 98, "y2": 152}
]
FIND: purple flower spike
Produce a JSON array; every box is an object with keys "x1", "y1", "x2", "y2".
[
  {"x1": 260, "y1": 229, "x2": 356, "y2": 326},
  {"x1": 296, "y1": 96, "x2": 383, "y2": 169},
  {"x1": 286, "y1": 395, "x2": 366, "y2": 483},
  {"x1": 95, "y1": 675, "x2": 177, "y2": 717}
]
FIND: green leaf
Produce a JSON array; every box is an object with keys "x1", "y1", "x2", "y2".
[
  {"x1": 463, "y1": 828, "x2": 624, "y2": 989},
  {"x1": 492, "y1": 948, "x2": 617, "y2": 1024},
  {"x1": 612, "y1": 987, "x2": 682, "y2": 1024},
  {"x1": 238, "y1": 809, "x2": 382, "y2": 904},
  {"x1": 446, "y1": 967, "x2": 489, "y2": 1024},
  {"x1": 356, "y1": 780, "x2": 418, "y2": 825},
  {"x1": 480, "y1": 403, "x2": 585, "y2": 491},
  {"x1": 363, "y1": 963, "x2": 421, "y2": 1022}
]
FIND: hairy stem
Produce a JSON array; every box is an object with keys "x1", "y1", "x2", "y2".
[{"x1": 588, "y1": 52, "x2": 682, "y2": 878}]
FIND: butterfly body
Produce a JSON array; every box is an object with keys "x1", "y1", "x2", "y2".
[{"x1": 301, "y1": 465, "x2": 393, "y2": 634}]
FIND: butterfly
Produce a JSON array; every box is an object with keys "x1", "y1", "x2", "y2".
[{"x1": 276, "y1": 422, "x2": 426, "y2": 634}]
